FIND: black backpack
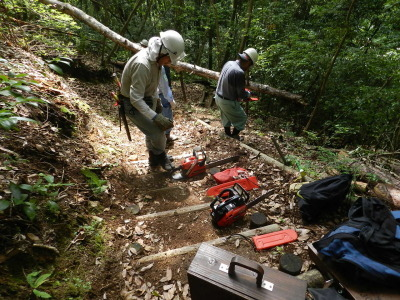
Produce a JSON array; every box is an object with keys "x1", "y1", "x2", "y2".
[{"x1": 296, "y1": 174, "x2": 353, "y2": 222}]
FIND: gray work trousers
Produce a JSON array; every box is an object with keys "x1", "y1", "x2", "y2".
[
  {"x1": 215, "y1": 95, "x2": 247, "y2": 131},
  {"x1": 123, "y1": 98, "x2": 166, "y2": 155}
]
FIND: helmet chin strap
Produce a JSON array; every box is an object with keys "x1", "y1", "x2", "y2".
[{"x1": 156, "y1": 42, "x2": 169, "y2": 63}]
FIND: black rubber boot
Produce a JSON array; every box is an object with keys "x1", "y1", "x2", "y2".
[
  {"x1": 156, "y1": 152, "x2": 174, "y2": 171},
  {"x1": 231, "y1": 128, "x2": 242, "y2": 140},
  {"x1": 224, "y1": 127, "x2": 232, "y2": 136},
  {"x1": 148, "y1": 151, "x2": 159, "y2": 167}
]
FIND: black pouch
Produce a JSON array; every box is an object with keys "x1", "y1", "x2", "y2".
[{"x1": 296, "y1": 174, "x2": 353, "y2": 222}]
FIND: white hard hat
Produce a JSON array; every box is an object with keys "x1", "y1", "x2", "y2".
[
  {"x1": 160, "y1": 30, "x2": 186, "y2": 64},
  {"x1": 239, "y1": 48, "x2": 258, "y2": 65},
  {"x1": 140, "y1": 39, "x2": 148, "y2": 47}
]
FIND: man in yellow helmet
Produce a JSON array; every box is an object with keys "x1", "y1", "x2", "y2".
[
  {"x1": 120, "y1": 30, "x2": 185, "y2": 170},
  {"x1": 215, "y1": 48, "x2": 258, "y2": 141}
]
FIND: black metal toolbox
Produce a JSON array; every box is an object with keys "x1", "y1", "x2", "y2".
[{"x1": 187, "y1": 243, "x2": 307, "y2": 300}]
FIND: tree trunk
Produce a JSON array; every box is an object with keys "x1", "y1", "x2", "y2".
[
  {"x1": 221, "y1": 0, "x2": 240, "y2": 68},
  {"x1": 179, "y1": 72, "x2": 187, "y2": 102},
  {"x1": 37, "y1": 0, "x2": 304, "y2": 104},
  {"x1": 303, "y1": 0, "x2": 358, "y2": 132},
  {"x1": 106, "y1": 0, "x2": 145, "y2": 63},
  {"x1": 238, "y1": 0, "x2": 254, "y2": 53}
]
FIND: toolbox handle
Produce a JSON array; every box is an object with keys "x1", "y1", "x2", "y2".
[{"x1": 228, "y1": 256, "x2": 264, "y2": 287}]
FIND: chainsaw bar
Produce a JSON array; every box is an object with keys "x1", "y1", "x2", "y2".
[
  {"x1": 204, "y1": 155, "x2": 241, "y2": 169},
  {"x1": 246, "y1": 189, "x2": 274, "y2": 209},
  {"x1": 172, "y1": 155, "x2": 240, "y2": 180}
]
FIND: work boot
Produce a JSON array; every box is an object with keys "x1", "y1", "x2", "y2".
[
  {"x1": 166, "y1": 133, "x2": 178, "y2": 143},
  {"x1": 156, "y1": 152, "x2": 175, "y2": 171},
  {"x1": 148, "y1": 151, "x2": 159, "y2": 167},
  {"x1": 230, "y1": 128, "x2": 243, "y2": 141},
  {"x1": 224, "y1": 126, "x2": 232, "y2": 136}
]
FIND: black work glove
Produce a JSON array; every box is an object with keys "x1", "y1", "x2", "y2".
[
  {"x1": 156, "y1": 98, "x2": 163, "y2": 114},
  {"x1": 153, "y1": 114, "x2": 174, "y2": 131}
]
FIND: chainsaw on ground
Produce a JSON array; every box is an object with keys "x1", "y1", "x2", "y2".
[
  {"x1": 210, "y1": 183, "x2": 273, "y2": 228},
  {"x1": 172, "y1": 146, "x2": 240, "y2": 180}
]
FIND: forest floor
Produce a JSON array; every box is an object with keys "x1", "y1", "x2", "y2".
[{"x1": 1, "y1": 41, "x2": 399, "y2": 300}]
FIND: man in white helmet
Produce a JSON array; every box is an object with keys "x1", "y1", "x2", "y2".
[
  {"x1": 215, "y1": 48, "x2": 258, "y2": 140},
  {"x1": 120, "y1": 30, "x2": 185, "y2": 170}
]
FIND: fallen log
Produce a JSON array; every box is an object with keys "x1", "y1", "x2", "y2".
[
  {"x1": 136, "y1": 224, "x2": 280, "y2": 264},
  {"x1": 373, "y1": 183, "x2": 400, "y2": 209},
  {"x1": 136, "y1": 203, "x2": 210, "y2": 220},
  {"x1": 196, "y1": 118, "x2": 314, "y2": 181},
  {"x1": 37, "y1": 0, "x2": 305, "y2": 104},
  {"x1": 296, "y1": 269, "x2": 325, "y2": 288}
]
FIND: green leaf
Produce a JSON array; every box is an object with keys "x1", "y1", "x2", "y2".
[
  {"x1": 12, "y1": 84, "x2": 31, "y2": 92},
  {"x1": 81, "y1": 168, "x2": 100, "y2": 184},
  {"x1": 34, "y1": 273, "x2": 52, "y2": 288},
  {"x1": 58, "y1": 60, "x2": 71, "y2": 67},
  {"x1": 48, "y1": 64, "x2": 63, "y2": 75},
  {"x1": 152, "y1": 291, "x2": 161, "y2": 297},
  {"x1": 47, "y1": 200, "x2": 60, "y2": 213},
  {"x1": 26, "y1": 271, "x2": 41, "y2": 287},
  {"x1": 15, "y1": 96, "x2": 45, "y2": 106},
  {"x1": 23, "y1": 202, "x2": 37, "y2": 220},
  {"x1": 93, "y1": 185, "x2": 107, "y2": 194},
  {"x1": 0, "y1": 200, "x2": 10, "y2": 210},
  {"x1": 0, "y1": 110, "x2": 14, "y2": 116},
  {"x1": 34, "y1": 185, "x2": 48, "y2": 194},
  {"x1": 19, "y1": 184, "x2": 33, "y2": 191},
  {"x1": 33, "y1": 289, "x2": 52, "y2": 298},
  {"x1": 59, "y1": 57, "x2": 73, "y2": 63},
  {"x1": 12, "y1": 117, "x2": 39, "y2": 123},
  {"x1": 15, "y1": 73, "x2": 28, "y2": 78},
  {"x1": 0, "y1": 90, "x2": 13, "y2": 96},
  {"x1": 40, "y1": 173, "x2": 54, "y2": 183},
  {"x1": 10, "y1": 182, "x2": 24, "y2": 204},
  {"x1": 0, "y1": 118, "x2": 17, "y2": 130}
]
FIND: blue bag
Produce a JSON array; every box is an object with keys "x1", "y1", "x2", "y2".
[{"x1": 313, "y1": 197, "x2": 400, "y2": 287}]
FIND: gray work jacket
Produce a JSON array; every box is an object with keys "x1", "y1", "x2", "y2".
[{"x1": 120, "y1": 48, "x2": 160, "y2": 120}]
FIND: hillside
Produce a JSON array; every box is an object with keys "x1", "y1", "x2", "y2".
[{"x1": 1, "y1": 40, "x2": 399, "y2": 299}]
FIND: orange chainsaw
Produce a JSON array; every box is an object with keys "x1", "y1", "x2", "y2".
[{"x1": 172, "y1": 147, "x2": 240, "y2": 180}]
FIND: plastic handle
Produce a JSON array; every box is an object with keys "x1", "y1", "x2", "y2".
[
  {"x1": 210, "y1": 197, "x2": 221, "y2": 211},
  {"x1": 228, "y1": 256, "x2": 264, "y2": 287}
]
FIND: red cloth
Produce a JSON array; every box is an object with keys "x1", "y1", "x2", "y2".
[{"x1": 212, "y1": 167, "x2": 249, "y2": 184}]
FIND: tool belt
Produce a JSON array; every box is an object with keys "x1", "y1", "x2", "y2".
[
  {"x1": 117, "y1": 93, "x2": 129, "y2": 103},
  {"x1": 217, "y1": 93, "x2": 233, "y2": 101},
  {"x1": 118, "y1": 95, "x2": 154, "y2": 110}
]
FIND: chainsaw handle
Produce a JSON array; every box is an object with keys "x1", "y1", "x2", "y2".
[
  {"x1": 217, "y1": 187, "x2": 235, "y2": 199},
  {"x1": 210, "y1": 197, "x2": 222, "y2": 211},
  {"x1": 193, "y1": 146, "x2": 206, "y2": 167},
  {"x1": 228, "y1": 256, "x2": 264, "y2": 287}
]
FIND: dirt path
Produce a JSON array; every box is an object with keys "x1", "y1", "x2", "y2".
[{"x1": 66, "y1": 71, "x2": 331, "y2": 299}]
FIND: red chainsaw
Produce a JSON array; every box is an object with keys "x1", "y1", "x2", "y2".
[
  {"x1": 210, "y1": 183, "x2": 273, "y2": 228},
  {"x1": 172, "y1": 146, "x2": 240, "y2": 180},
  {"x1": 244, "y1": 88, "x2": 259, "y2": 101}
]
